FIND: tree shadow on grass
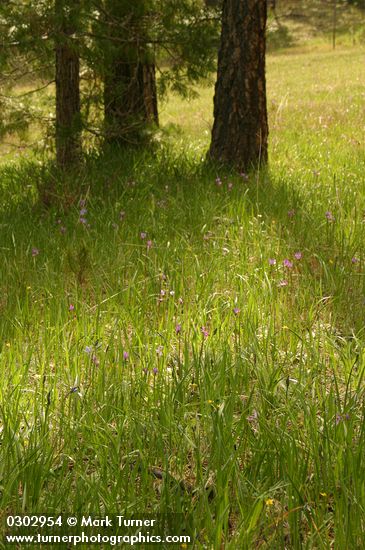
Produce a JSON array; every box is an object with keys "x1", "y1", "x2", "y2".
[
  {"x1": 234, "y1": 167, "x2": 364, "y2": 336},
  {"x1": 0, "y1": 149, "x2": 363, "y2": 342}
]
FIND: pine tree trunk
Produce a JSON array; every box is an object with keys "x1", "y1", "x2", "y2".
[
  {"x1": 103, "y1": 1, "x2": 158, "y2": 146},
  {"x1": 104, "y1": 59, "x2": 158, "y2": 145},
  {"x1": 142, "y1": 64, "x2": 159, "y2": 125},
  {"x1": 55, "y1": 0, "x2": 81, "y2": 169},
  {"x1": 208, "y1": 0, "x2": 268, "y2": 170}
]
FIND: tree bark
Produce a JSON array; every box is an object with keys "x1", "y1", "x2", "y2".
[
  {"x1": 103, "y1": 1, "x2": 158, "y2": 146},
  {"x1": 104, "y1": 58, "x2": 158, "y2": 145},
  {"x1": 208, "y1": 0, "x2": 268, "y2": 171},
  {"x1": 55, "y1": 0, "x2": 81, "y2": 169}
]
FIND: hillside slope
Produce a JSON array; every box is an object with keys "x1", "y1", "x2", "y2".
[{"x1": 268, "y1": 0, "x2": 365, "y2": 49}]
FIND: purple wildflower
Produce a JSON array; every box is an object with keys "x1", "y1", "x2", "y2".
[
  {"x1": 69, "y1": 304, "x2": 75, "y2": 312},
  {"x1": 247, "y1": 409, "x2": 258, "y2": 423},
  {"x1": 215, "y1": 177, "x2": 222, "y2": 186},
  {"x1": 201, "y1": 326, "x2": 209, "y2": 338},
  {"x1": 352, "y1": 257, "x2": 359, "y2": 264},
  {"x1": 123, "y1": 351, "x2": 129, "y2": 361},
  {"x1": 140, "y1": 232, "x2": 147, "y2": 240},
  {"x1": 269, "y1": 258, "x2": 276, "y2": 266},
  {"x1": 233, "y1": 307, "x2": 240, "y2": 315},
  {"x1": 85, "y1": 346, "x2": 92, "y2": 354},
  {"x1": 147, "y1": 240, "x2": 153, "y2": 250},
  {"x1": 294, "y1": 252, "x2": 302, "y2": 260},
  {"x1": 283, "y1": 259, "x2": 293, "y2": 269},
  {"x1": 278, "y1": 279, "x2": 288, "y2": 287},
  {"x1": 156, "y1": 345, "x2": 163, "y2": 357},
  {"x1": 79, "y1": 217, "x2": 87, "y2": 225},
  {"x1": 175, "y1": 323, "x2": 182, "y2": 334},
  {"x1": 153, "y1": 367, "x2": 158, "y2": 375},
  {"x1": 80, "y1": 208, "x2": 87, "y2": 216},
  {"x1": 325, "y1": 211, "x2": 335, "y2": 221},
  {"x1": 79, "y1": 199, "x2": 86, "y2": 207}
]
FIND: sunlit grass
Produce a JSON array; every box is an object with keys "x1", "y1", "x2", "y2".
[{"x1": 1, "y1": 46, "x2": 365, "y2": 547}]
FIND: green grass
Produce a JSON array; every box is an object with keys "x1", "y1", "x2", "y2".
[
  {"x1": 266, "y1": 0, "x2": 365, "y2": 51},
  {"x1": 1, "y1": 46, "x2": 365, "y2": 548}
]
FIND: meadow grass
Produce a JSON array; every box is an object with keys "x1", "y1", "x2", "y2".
[{"x1": 1, "y1": 46, "x2": 365, "y2": 548}]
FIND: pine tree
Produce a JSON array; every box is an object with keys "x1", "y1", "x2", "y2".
[
  {"x1": 0, "y1": 0, "x2": 219, "y2": 160},
  {"x1": 102, "y1": 0, "x2": 158, "y2": 146},
  {"x1": 55, "y1": 0, "x2": 81, "y2": 168},
  {"x1": 95, "y1": 0, "x2": 219, "y2": 146}
]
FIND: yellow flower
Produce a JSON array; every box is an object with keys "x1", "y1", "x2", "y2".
[
  {"x1": 265, "y1": 498, "x2": 274, "y2": 506},
  {"x1": 5, "y1": 342, "x2": 11, "y2": 348},
  {"x1": 207, "y1": 400, "x2": 214, "y2": 404}
]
